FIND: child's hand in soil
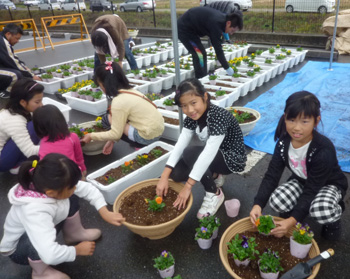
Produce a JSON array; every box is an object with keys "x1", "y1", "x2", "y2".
[
  {"x1": 81, "y1": 133, "x2": 92, "y2": 144},
  {"x1": 156, "y1": 169, "x2": 171, "y2": 197},
  {"x1": 271, "y1": 217, "x2": 297, "y2": 238},
  {"x1": 75, "y1": 241, "x2": 95, "y2": 256},
  {"x1": 99, "y1": 206, "x2": 125, "y2": 226},
  {"x1": 173, "y1": 184, "x2": 191, "y2": 210}
]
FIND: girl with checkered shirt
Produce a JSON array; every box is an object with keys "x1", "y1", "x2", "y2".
[
  {"x1": 156, "y1": 78, "x2": 246, "y2": 219},
  {"x1": 250, "y1": 91, "x2": 348, "y2": 241}
]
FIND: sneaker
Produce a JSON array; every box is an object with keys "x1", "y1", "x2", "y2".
[
  {"x1": 9, "y1": 166, "x2": 20, "y2": 175},
  {"x1": 214, "y1": 174, "x2": 225, "y2": 188},
  {"x1": 0, "y1": 90, "x2": 10, "y2": 99},
  {"x1": 197, "y1": 188, "x2": 225, "y2": 219},
  {"x1": 321, "y1": 220, "x2": 342, "y2": 241}
]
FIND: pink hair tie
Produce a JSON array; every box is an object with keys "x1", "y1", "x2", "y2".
[{"x1": 105, "y1": 61, "x2": 113, "y2": 74}]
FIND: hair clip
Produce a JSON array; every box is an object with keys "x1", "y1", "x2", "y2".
[
  {"x1": 175, "y1": 89, "x2": 180, "y2": 96},
  {"x1": 105, "y1": 61, "x2": 113, "y2": 74},
  {"x1": 28, "y1": 83, "x2": 38, "y2": 92},
  {"x1": 29, "y1": 160, "x2": 38, "y2": 174}
]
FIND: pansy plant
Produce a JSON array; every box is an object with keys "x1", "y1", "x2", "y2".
[{"x1": 227, "y1": 234, "x2": 259, "y2": 261}]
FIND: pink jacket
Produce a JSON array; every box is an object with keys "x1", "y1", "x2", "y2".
[{"x1": 39, "y1": 133, "x2": 86, "y2": 172}]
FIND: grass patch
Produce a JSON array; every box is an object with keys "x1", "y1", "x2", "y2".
[{"x1": 0, "y1": 9, "x2": 335, "y2": 34}]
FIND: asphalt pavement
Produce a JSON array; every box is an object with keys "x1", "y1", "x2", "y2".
[{"x1": 0, "y1": 34, "x2": 349, "y2": 279}]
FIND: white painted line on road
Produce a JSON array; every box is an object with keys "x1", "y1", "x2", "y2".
[
  {"x1": 239, "y1": 150, "x2": 266, "y2": 174},
  {"x1": 15, "y1": 40, "x2": 92, "y2": 54},
  {"x1": 18, "y1": 38, "x2": 35, "y2": 42}
]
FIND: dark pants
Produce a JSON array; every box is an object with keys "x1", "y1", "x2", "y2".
[
  {"x1": 0, "y1": 121, "x2": 40, "y2": 172},
  {"x1": 170, "y1": 146, "x2": 231, "y2": 193},
  {"x1": 94, "y1": 38, "x2": 138, "y2": 71},
  {"x1": 178, "y1": 29, "x2": 208, "y2": 79},
  {"x1": 8, "y1": 195, "x2": 80, "y2": 265},
  {"x1": 0, "y1": 68, "x2": 24, "y2": 91}
]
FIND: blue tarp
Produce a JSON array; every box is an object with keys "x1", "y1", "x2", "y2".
[{"x1": 244, "y1": 61, "x2": 350, "y2": 172}]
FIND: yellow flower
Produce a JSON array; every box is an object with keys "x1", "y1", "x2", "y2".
[
  {"x1": 300, "y1": 229, "x2": 306, "y2": 235},
  {"x1": 142, "y1": 154, "x2": 148, "y2": 159},
  {"x1": 95, "y1": 117, "x2": 102, "y2": 122}
]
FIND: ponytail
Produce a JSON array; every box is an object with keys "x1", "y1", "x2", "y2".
[{"x1": 17, "y1": 154, "x2": 82, "y2": 194}]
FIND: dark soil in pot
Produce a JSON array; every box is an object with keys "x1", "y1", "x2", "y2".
[
  {"x1": 227, "y1": 231, "x2": 311, "y2": 279},
  {"x1": 163, "y1": 116, "x2": 179, "y2": 125},
  {"x1": 95, "y1": 147, "x2": 168, "y2": 186},
  {"x1": 119, "y1": 185, "x2": 185, "y2": 226}
]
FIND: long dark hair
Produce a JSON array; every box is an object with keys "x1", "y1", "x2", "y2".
[
  {"x1": 33, "y1": 104, "x2": 70, "y2": 142},
  {"x1": 174, "y1": 78, "x2": 210, "y2": 107},
  {"x1": 93, "y1": 61, "x2": 131, "y2": 99},
  {"x1": 5, "y1": 78, "x2": 44, "y2": 121},
  {"x1": 274, "y1": 91, "x2": 321, "y2": 141},
  {"x1": 18, "y1": 153, "x2": 82, "y2": 194}
]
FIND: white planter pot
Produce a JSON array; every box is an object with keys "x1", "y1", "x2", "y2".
[
  {"x1": 37, "y1": 78, "x2": 61, "y2": 94},
  {"x1": 78, "y1": 121, "x2": 108, "y2": 155},
  {"x1": 160, "y1": 109, "x2": 181, "y2": 142},
  {"x1": 42, "y1": 97, "x2": 71, "y2": 123},
  {"x1": 160, "y1": 75, "x2": 174, "y2": 90},
  {"x1": 63, "y1": 91, "x2": 108, "y2": 116},
  {"x1": 86, "y1": 141, "x2": 174, "y2": 204},
  {"x1": 167, "y1": 47, "x2": 174, "y2": 59},
  {"x1": 158, "y1": 265, "x2": 175, "y2": 279},
  {"x1": 159, "y1": 50, "x2": 169, "y2": 61},
  {"x1": 197, "y1": 236, "x2": 213, "y2": 249},
  {"x1": 142, "y1": 54, "x2": 151, "y2": 66},
  {"x1": 148, "y1": 78, "x2": 163, "y2": 94},
  {"x1": 151, "y1": 53, "x2": 160, "y2": 64},
  {"x1": 290, "y1": 236, "x2": 312, "y2": 259},
  {"x1": 234, "y1": 257, "x2": 250, "y2": 267},
  {"x1": 225, "y1": 106, "x2": 261, "y2": 136},
  {"x1": 59, "y1": 75, "x2": 76, "y2": 89},
  {"x1": 74, "y1": 71, "x2": 90, "y2": 83}
]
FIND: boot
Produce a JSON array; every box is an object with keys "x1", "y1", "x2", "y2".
[
  {"x1": 28, "y1": 258, "x2": 70, "y2": 279},
  {"x1": 321, "y1": 220, "x2": 342, "y2": 241},
  {"x1": 62, "y1": 211, "x2": 101, "y2": 245}
]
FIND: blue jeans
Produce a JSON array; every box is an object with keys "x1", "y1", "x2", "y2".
[
  {"x1": 93, "y1": 38, "x2": 138, "y2": 71},
  {"x1": 0, "y1": 121, "x2": 40, "y2": 172}
]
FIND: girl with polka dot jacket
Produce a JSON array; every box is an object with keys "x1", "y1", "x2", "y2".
[{"x1": 156, "y1": 78, "x2": 246, "y2": 219}]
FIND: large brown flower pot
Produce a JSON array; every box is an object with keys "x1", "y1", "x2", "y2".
[
  {"x1": 113, "y1": 178, "x2": 193, "y2": 240},
  {"x1": 219, "y1": 217, "x2": 321, "y2": 279}
]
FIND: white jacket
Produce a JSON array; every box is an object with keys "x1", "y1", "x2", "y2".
[
  {"x1": 0, "y1": 181, "x2": 107, "y2": 265},
  {"x1": 0, "y1": 109, "x2": 39, "y2": 157}
]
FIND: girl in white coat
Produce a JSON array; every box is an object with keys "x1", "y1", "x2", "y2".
[{"x1": 0, "y1": 153, "x2": 125, "y2": 279}]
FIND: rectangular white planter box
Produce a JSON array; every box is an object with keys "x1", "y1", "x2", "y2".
[
  {"x1": 128, "y1": 78, "x2": 149, "y2": 94},
  {"x1": 37, "y1": 78, "x2": 61, "y2": 94},
  {"x1": 74, "y1": 71, "x2": 90, "y2": 83},
  {"x1": 86, "y1": 141, "x2": 174, "y2": 204},
  {"x1": 160, "y1": 109, "x2": 181, "y2": 142},
  {"x1": 58, "y1": 75, "x2": 76, "y2": 89},
  {"x1": 63, "y1": 91, "x2": 108, "y2": 116},
  {"x1": 42, "y1": 97, "x2": 71, "y2": 122}
]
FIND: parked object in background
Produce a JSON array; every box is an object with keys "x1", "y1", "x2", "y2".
[
  {"x1": 199, "y1": 0, "x2": 252, "y2": 11},
  {"x1": 0, "y1": 0, "x2": 16, "y2": 9},
  {"x1": 38, "y1": 0, "x2": 61, "y2": 10},
  {"x1": 89, "y1": 0, "x2": 116, "y2": 11},
  {"x1": 23, "y1": 0, "x2": 40, "y2": 6},
  {"x1": 285, "y1": 0, "x2": 335, "y2": 14},
  {"x1": 119, "y1": 0, "x2": 155, "y2": 12},
  {"x1": 60, "y1": 0, "x2": 86, "y2": 11}
]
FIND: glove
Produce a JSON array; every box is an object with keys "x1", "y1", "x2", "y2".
[
  {"x1": 226, "y1": 67, "x2": 234, "y2": 76},
  {"x1": 129, "y1": 40, "x2": 135, "y2": 50}
]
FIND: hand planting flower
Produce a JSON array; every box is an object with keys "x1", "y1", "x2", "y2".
[
  {"x1": 153, "y1": 250, "x2": 175, "y2": 271},
  {"x1": 227, "y1": 234, "x2": 259, "y2": 261},
  {"x1": 146, "y1": 196, "x2": 166, "y2": 211},
  {"x1": 259, "y1": 249, "x2": 284, "y2": 274},
  {"x1": 255, "y1": 215, "x2": 276, "y2": 235},
  {"x1": 293, "y1": 222, "x2": 314, "y2": 244}
]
